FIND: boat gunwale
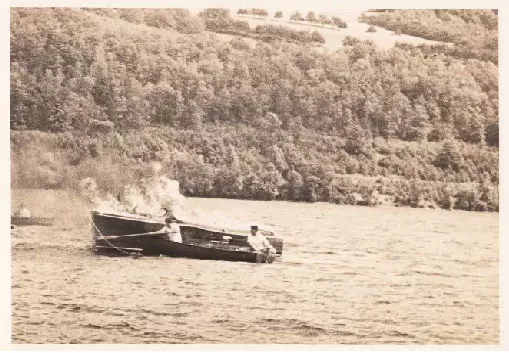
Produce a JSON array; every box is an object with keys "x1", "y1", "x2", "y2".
[
  {"x1": 95, "y1": 231, "x2": 168, "y2": 239},
  {"x1": 92, "y1": 211, "x2": 165, "y2": 224}
]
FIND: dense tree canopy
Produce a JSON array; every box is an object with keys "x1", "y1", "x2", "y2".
[{"x1": 10, "y1": 8, "x2": 499, "y2": 211}]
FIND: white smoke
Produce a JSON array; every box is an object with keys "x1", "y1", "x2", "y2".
[{"x1": 80, "y1": 162, "x2": 186, "y2": 219}]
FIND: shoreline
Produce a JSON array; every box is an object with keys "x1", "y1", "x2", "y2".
[{"x1": 11, "y1": 187, "x2": 499, "y2": 214}]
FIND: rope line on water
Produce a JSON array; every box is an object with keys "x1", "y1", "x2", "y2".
[{"x1": 91, "y1": 219, "x2": 136, "y2": 256}]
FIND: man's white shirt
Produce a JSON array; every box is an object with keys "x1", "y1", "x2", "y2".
[
  {"x1": 165, "y1": 223, "x2": 182, "y2": 243},
  {"x1": 247, "y1": 234, "x2": 271, "y2": 251}
]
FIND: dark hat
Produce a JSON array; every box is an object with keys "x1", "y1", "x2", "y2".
[{"x1": 251, "y1": 225, "x2": 259, "y2": 231}]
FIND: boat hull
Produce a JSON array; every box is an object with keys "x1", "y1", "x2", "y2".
[
  {"x1": 91, "y1": 212, "x2": 164, "y2": 235},
  {"x1": 91, "y1": 211, "x2": 284, "y2": 255},
  {"x1": 94, "y1": 232, "x2": 275, "y2": 263}
]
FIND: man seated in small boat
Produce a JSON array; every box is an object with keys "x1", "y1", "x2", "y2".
[
  {"x1": 247, "y1": 225, "x2": 276, "y2": 254},
  {"x1": 14, "y1": 203, "x2": 31, "y2": 218},
  {"x1": 163, "y1": 216, "x2": 182, "y2": 243}
]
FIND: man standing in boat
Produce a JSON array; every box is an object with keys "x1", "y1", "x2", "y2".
[
  {"x1": 163, "y1": 216, "x2": 182, "y2": 243},
  {"x1": 247, "y1": 225, "x2": 276, "y2": 254}
]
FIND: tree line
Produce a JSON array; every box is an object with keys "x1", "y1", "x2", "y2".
[
  {"x1": 235, "y1": 8, "x2": 347, "y2": 29},
  {"x1": 237, "y1": 8, "x2": 269, "y2": 17},
  {"x1": 359, "y1": 9, "x2": 498, "y2": 64},
  {"x1": 198, "y1": 8, "x2": 325, "y2": 44},
  {"x1": 289, "y1": 11, "x2": 347, "y2": 28}
]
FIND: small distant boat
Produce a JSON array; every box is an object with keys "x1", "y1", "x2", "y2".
[
  {"x1": 91, "y1": 211, "x2": 284, "y2": 256},
  {"x1": 11, "y1": 216, "x2": 54, "y2": 227},
  {"x1": 94, "y1": 231, "x2": 276, "y2": 263}
]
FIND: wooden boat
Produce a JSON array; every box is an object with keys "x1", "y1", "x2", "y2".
[
  {"x1": 11, "y1": 216, "x2": 54, "y2": 227},
  {"x1": 91, "y1": 211, "x2": 164, "y2": 235},
  {"x1": 91, "y1": 211, "x2": 284, "y2": 255},
  {"x1": 94, "y1": 231, "x2": 276, "y2": 263}
]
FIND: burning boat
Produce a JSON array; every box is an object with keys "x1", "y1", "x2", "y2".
[
  {"x1": 91, "y1": 211, "x2": 284, "y2": 263},
  {"x1": 84, "y1": 171, "x2": 283, "y2": 263}
]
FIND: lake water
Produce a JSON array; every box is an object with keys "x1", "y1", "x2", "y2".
[{"x1": 11, "y1": 189, "x2": 498, "y2": 344}]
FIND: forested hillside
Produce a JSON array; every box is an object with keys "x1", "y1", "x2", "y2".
[
  {"x1": 10, "y1": 8, "x2": 499, "y2": 211},
  {"x1": 360, "y1": 9, "x2": 498, "y2": 63}
]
